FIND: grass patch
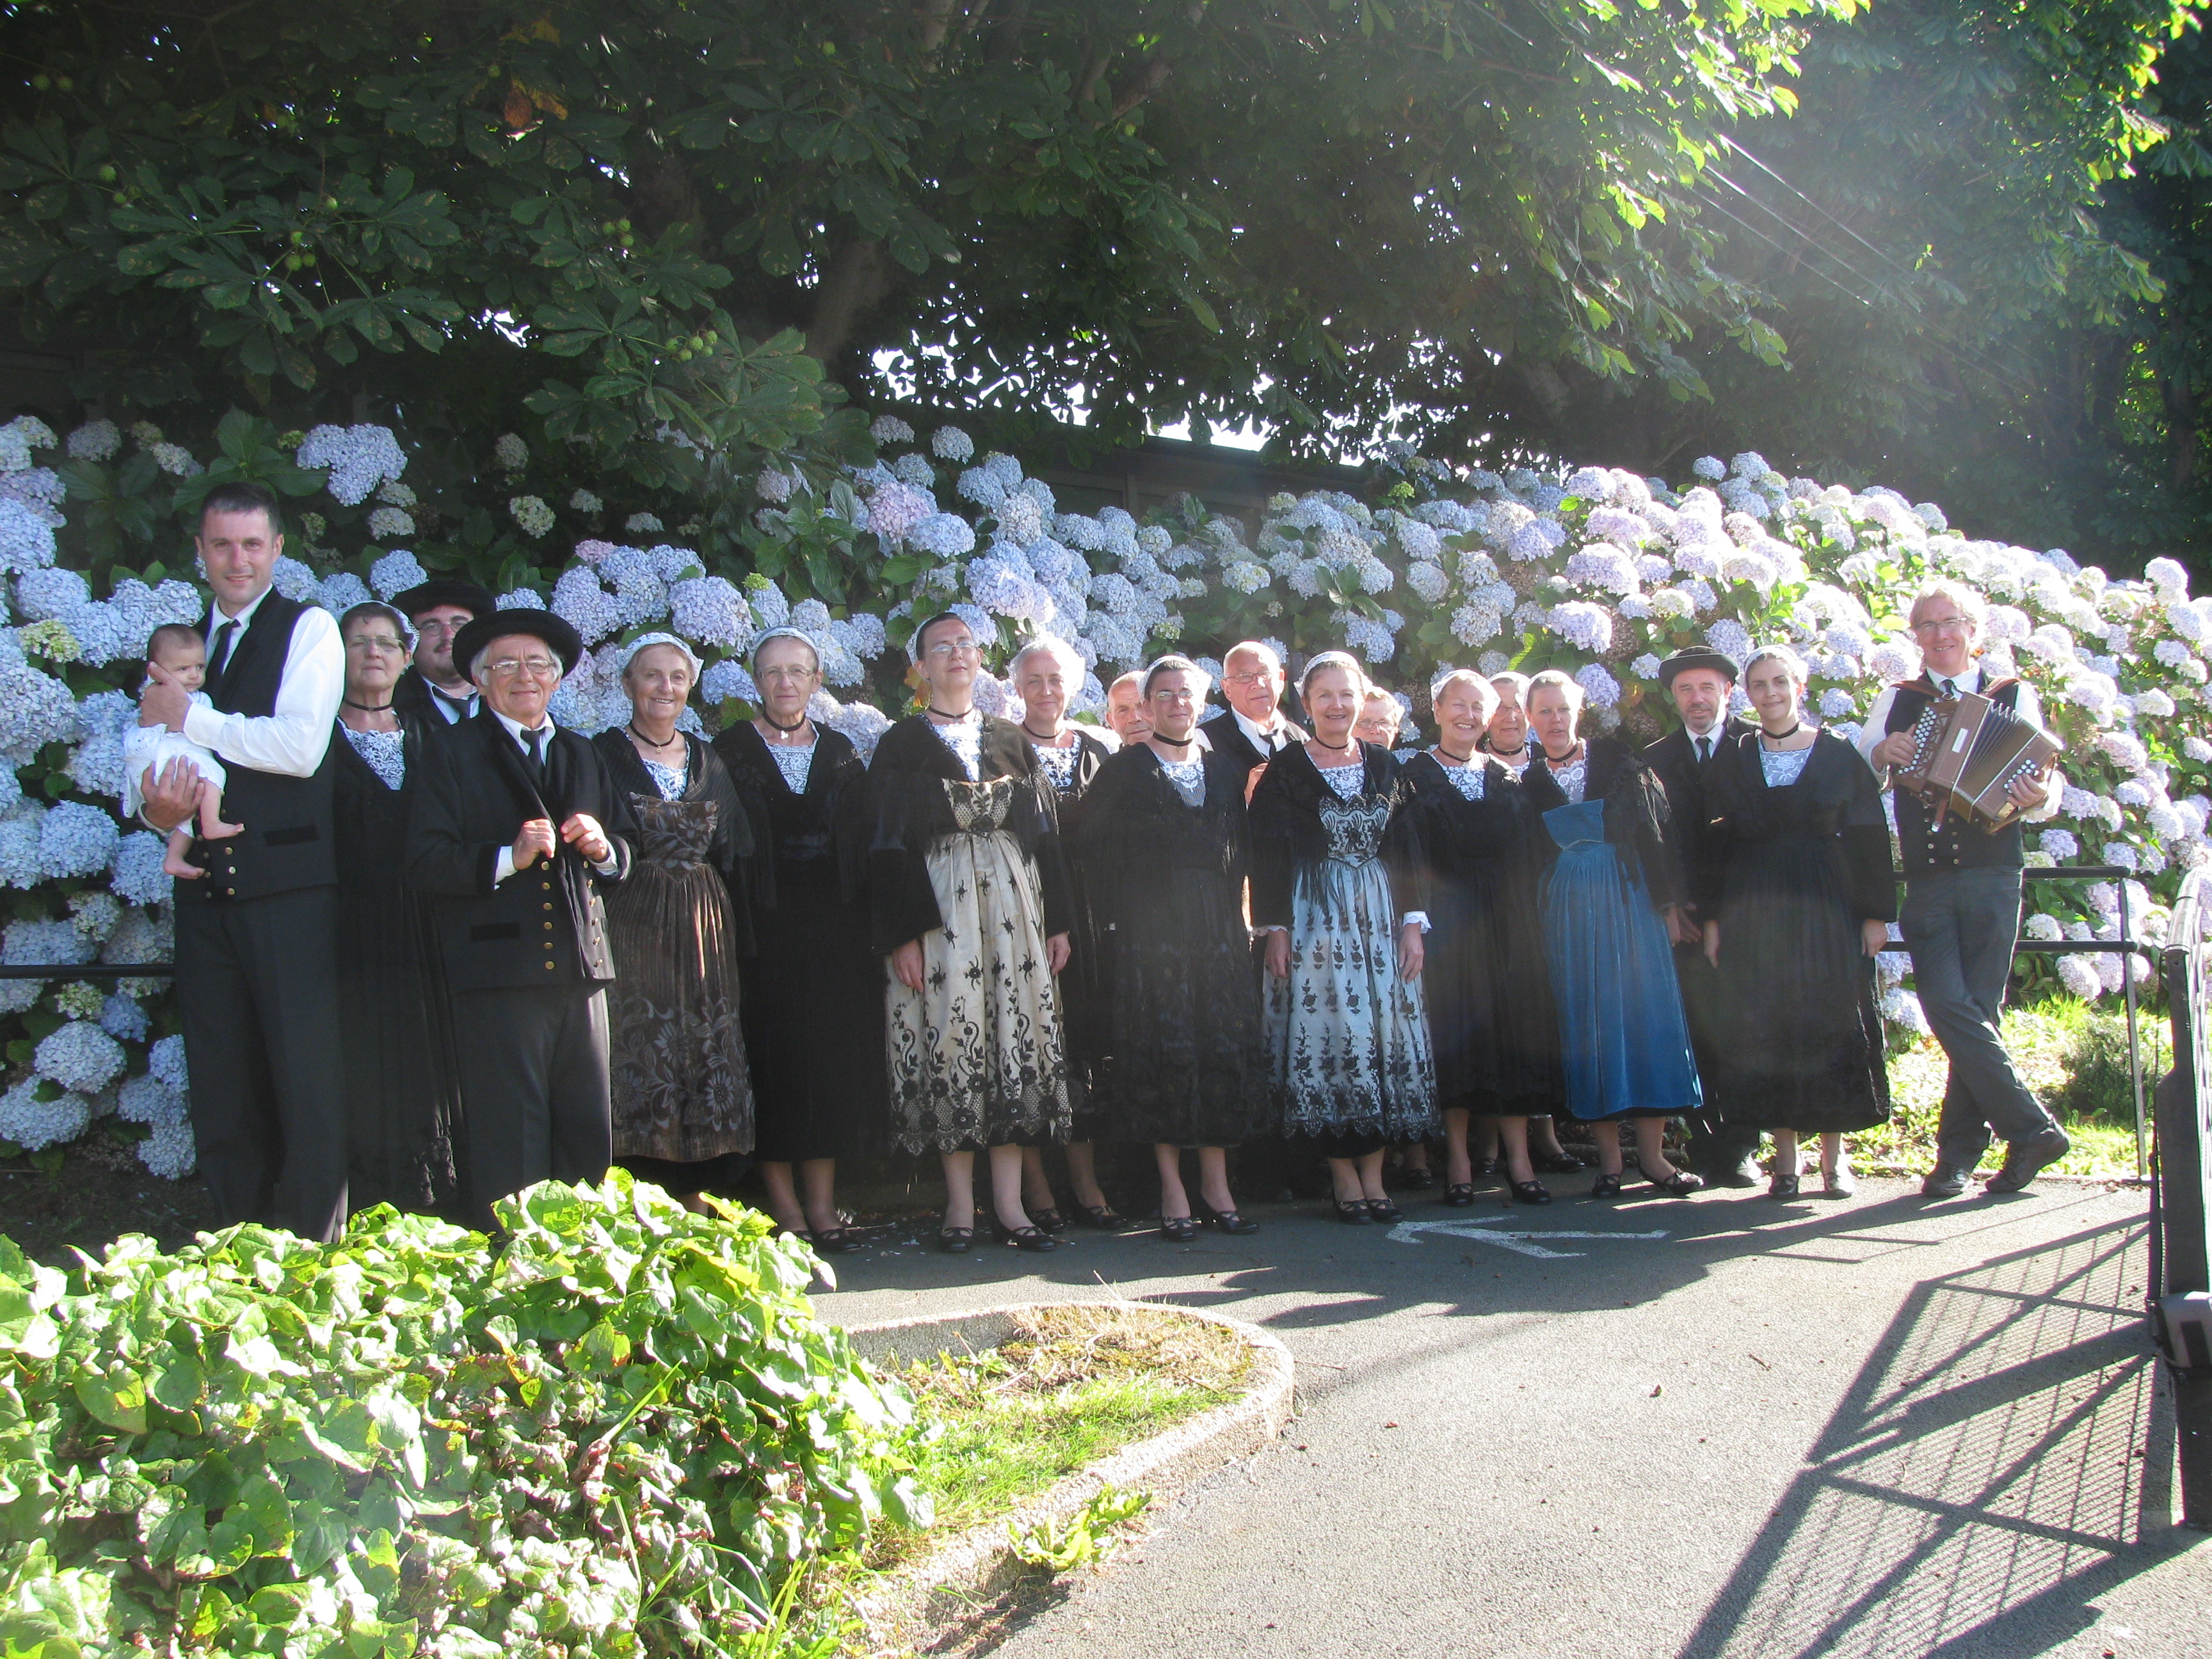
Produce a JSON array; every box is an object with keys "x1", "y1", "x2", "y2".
[
  {"x1": 863, "y1": 1302, "x2": 1249, "y2": 1568},
  {"x1": 1861, "y1": 997, "x2": 2166, "y2": 1176}
]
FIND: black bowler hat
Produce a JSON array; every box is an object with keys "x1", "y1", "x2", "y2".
[
  {"x1": 390, "y1": 579, "x2": 497, "y2": 622},
  {"x1": 1656, "y1": 647, "x2": 1740, "y2": 689},
  {"x1": 451, "y1": 608, "x2": 584, "y2": 686}
]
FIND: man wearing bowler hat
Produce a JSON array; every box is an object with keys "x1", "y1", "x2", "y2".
[
  {"x1": 389, "y1": 579, "x2": 497, "y2": 726},
  {"x1": 405, "y1": 607, "x2": 635, "y2": 1223},
  {"x1": 1642, "y1": 646, "x2": 1763, "y2": 1185}
]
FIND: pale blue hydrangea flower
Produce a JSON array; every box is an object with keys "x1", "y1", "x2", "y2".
[
  {"x1": 700, "y1": 660, "x2": 757, "y2": 705},
  {"x1": 910, "y1": 513, "x2": 976, "y2": 559},
  {"x1": 98, "y1": 993, "x2": 148, "y2": 1041},
  {"x1": 319, "y1": 572, "x2": 375, "y2": 618},
  {"x1": 16, "y1": 566, "x2": 88, "y2": 620},
  {"x1": 509, "y1": 495, "x2": 554, "y2": 537},
  {"x1": 137, "y1": 1113, "x2": 196, "y2": 1178},
  {"x1": 369, "y1": 549, "x2": 428, "y2": 600},
  {"x1": 367, "y1": 507, "x2": 416, "y2": 541},
  {"x1": 0, "y1": 661, "x2": 80, "y2": 760},
  {"x1": 1630, "y1": 653, "x2": 1664, "y2": 681},
  {"x1": 38, "y1": 801, "x2": 120, "y2": 879},
  {"x1": 1575, "y1": 662, "x2": 1622, "y2": 709},
  {"x1": 931, "y1": 426, "x2": 975, "y2": 462},
  {"x1": 272, "y1": 556, "x2": 320, "y2": 602},
  {"x1": 147, "y1": 1032, "x2": 189, "y2": 1090},
  {"x1": 36, "y1": 1020, "x2": 125, "y2": 1093},
  {"x1": 669, "y1": 576, "x2": 750, "y2": 650},
  {"x1": 67, "y1": 419, "x2": 121, "y2": 461},
  {"x1": 870, "y1": 414, "x2": 916, "y2": 445},
  {"x1": 0, "y1": 1079, "x2": 90, "y2": 1150},
  {"x1": 296, "y1": 423, "x2": 408, "y2": 505},
  {"x1": 493, "y1": 433, "x2": 530, "y2": 470}
]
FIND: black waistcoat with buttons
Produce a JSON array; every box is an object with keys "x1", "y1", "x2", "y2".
[
  {"x1": 403, "y1": 709, "x2": 634, "y2": 993},
  {"x1": 1883, "y1": 675, "x2": 2029, "y2": 874},
  {"x1": 180, "y1": 593, "x2": 338, "y2": 905}
]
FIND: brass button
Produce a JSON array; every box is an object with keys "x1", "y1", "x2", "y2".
[
  {"x1": 225, "y1": 888, "x2": 236, "y2": 897},
  {"x1": 543, "y1": 961, "x2": 554, "y2": 970},
  {"x1": 541, "y1": 902, "x2": 552, "y2": 911},
  {"x1": 543, "y1": 921, "x2": 554, "y2": 931}
]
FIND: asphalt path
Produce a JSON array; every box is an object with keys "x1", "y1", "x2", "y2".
[{"x1": 816, "y1": 1176, "x2": 2212, "y2": 1659}]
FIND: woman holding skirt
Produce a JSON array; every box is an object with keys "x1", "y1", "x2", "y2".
[
  {"x1": 871, "y1": 611, "x2": 1075, "y2": 1254},
  {"x1": 592, "y1": 634, "x2": 760, "y2": 1206},
  {"x1": 1251, "y1": 652, "x2": 1436, "y2": 1224},
  {"x1": 1402, "y1": 668, "x2": 1560, "y2": 1206},
  {"x1": 1520, "y1": 670, "x2": 1704, "y2": 1198},
  {"x1": 713, "y1": 626, "x2": 882, "y2": 1251},
  {"x1": 1699, "y1": 646, "x2": 1893, "y2": 1198},
  {"x1": 1080, "y1": 655, "x2": 1271, "y2": 1238}
]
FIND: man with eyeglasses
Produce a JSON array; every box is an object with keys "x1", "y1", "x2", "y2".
[
  {"x1": 406, "y1": 608, "x2": 634, "y2": 1226},
  {"x1": 389, "y1": 579, "x2": 496, "y2": 726},
  {"x1": 1856, "y1": 580, "x2": 2070, "y2": 1198},
  {"x1": 134, "y1": 481, "x2": 348, "y2": 1240},
  {"x1": 1198, "y1": 640, "x2": 1306, "y2": 794}
]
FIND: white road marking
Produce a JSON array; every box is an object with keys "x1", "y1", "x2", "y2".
[{"x1": 1385, "y1": 1214, "x2": 1672, "y2": 1259}]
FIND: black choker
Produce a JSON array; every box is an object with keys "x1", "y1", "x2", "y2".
[
  {"x1": 761, "y1": 711, "x2": 808, "y2": 734},
  {"x1": 628, "y1": 723, "x2": 683, "y2": 751},
  {"x1": 1761, "y1": 722, "x2": 1803, "y2": 743},
  {"x1": 1151, "y1": 735, "x2": 1195, "y2": 754},
  {"x1": 1310, "y1": 736, "x2": 1354, "y2": 754},
  {"x1": 1022, "y1": 723, "x2": 1064, "y2": 744},
  {"x1": 343, "y1": 698, "x2": 394, "y2": 714},
  {"x1": 927, "y1": 705, "x2": 974, "y2": 722},
  {"x1": 1543, "y1": 742, "x2": 1585, "y2": 766},
  {"x1": 1436, "y1": 744, "x2": 1479, "y2": 765}
]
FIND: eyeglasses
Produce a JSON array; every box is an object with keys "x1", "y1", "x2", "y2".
[
  {"x1": 483, "y1": 656, "x2": 561, "y2": 679},
  {"x1": 346, "y1": 635, "x2": 407, "y2": 653},
  {"x1": 758, "y1": 664, "x2": 819, "y2": 684},
  {"x1": 1911, "y1": 615, "x2": 1972, "y2": 635},
  {"x1": 413, "y1": 618, "x2": 470, "y2": 637},
  {"x1": 925, "y1": 638, "x2": 980, "y2": 659},
  {"x1": 1223, "y1": 671, "x2": 1274, "y2": 688}
]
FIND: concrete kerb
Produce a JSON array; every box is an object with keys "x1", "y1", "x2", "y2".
[{"x1": 839, "y1": 1299, "x2": 1295, "y2": 1654}]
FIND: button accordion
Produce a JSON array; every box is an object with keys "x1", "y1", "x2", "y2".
[{"x1": 1892, "y1": 689, "x2": 2062, "y2": 833}]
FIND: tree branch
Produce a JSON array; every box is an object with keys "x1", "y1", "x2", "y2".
[
  {"x1": 804, "y1": 237, "x2": 894, "y2": 365},
  {"x1": 1100, "y1": 54, "x2": 1172, "y2": 124}
]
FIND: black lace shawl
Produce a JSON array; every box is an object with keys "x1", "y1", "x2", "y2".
[
  {"x1": 1519, "y1": 734, "x2": 1683, "y2": 911},
  {"x1": 1247, "y1": 740, "x2": 1425, "y2": 929},
  {"x1": 591, "y1": 730, "x2": 762, "y2": 956},
  {"x1": 1075, "y1": 744, "x2": 1251, "y2": 923},
  {"x1": 866, "y1": 713, "x2": 1073, "y2": 954},
  {"x1": 1692, "y1": 730, "x2": 1897, "y2": 922}
]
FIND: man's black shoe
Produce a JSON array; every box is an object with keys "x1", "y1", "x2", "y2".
[
  {"x1": 1920, "y1": 1163, "x2": 1971, "y2": 1199},
  {"x1": 1984, "y1": 1127, "x2": 2070, "y2": 1194}
]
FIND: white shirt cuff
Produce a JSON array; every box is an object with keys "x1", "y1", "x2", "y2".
[{"x1": 1402, "y1": 911, "x2": 1431, "y2": 933}]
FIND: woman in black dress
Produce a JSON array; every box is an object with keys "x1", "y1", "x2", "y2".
[
  {"x1": 331, "y1": 602, "x2": 461, "y2": 1217},
  {"x1": 1251, "y1": 652, "x2": 1436, "y2": 1224},
  {"x1": 1699, "y1": 645, "x2": 1893, "y2": 1198},
  {"x1": 873, "y1": 611, "x2": 1075, "y2": 1254},
  {"x1": 1009, "y1": 635, "x2": 1123, "y2": 1231},
  {"x1": 711, "y1": 627, "x2": 879, "y2": 1252},
  {"x1": 590, "y1": 634, "x2": 758, "y2": 1207},
  {"x1": 1402, "y1": 669, "x2": 1559, "y2": 1206},
  {"x1": 1080, "y1": 656, "x2": 1270, "y2": 1238}
]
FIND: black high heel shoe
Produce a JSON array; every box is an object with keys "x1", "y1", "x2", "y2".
[
  {"x1": 812, "y1": 1227, "x2": 864, "y2": 1254},
  {"x1": 991, "y1": 1220, "x2": 1059, "y2": 1252},
  {"x1": 1399, "y1": 1166, "x2": 1436, "y2": 1191},
  {"x1": 1202, "y1": 1209, "x2": 1261, "y2": 1235},
  {"x1": 938, "y1": 1227, "x2": 974, "y2": 1254},
  {"x1": 1365, "y1": 1197, "x2": 1403, "y2": 1224},
  {"x1": 1334, "y1": 1198, "x2": 1374, "y2": 1225},
  {"x1": 1591, "y1": 1173, "x2": 1624, "y2": 1199},
  {"x1": 1074, "y1": 1202, "x2": 1126, "y2": 1230},
  {"x1": 1644, "y1": 1166, "x2": 1706, "y2": 1198},
  {"x1": 1535, "y1": 1150, "x2": 1591, "y2": 1174},
  {"x1": 1158, "y1": 1215, "x2": 1198, "y2": 1242},
  {"x1": 1442, "y1": 1183, "x2": 1477, "y2": 1207},
  {"x1": 1509, "y1": 1180, "x2": 1552, "y2": 1205},
  {"x1": 1027, "y1": 1206, "x2": 1070, "y2": 1234}
]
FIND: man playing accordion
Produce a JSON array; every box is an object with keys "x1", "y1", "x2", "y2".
[{"x1": 1856, "y1": 580, "x2": 2070, "y2": 1198}]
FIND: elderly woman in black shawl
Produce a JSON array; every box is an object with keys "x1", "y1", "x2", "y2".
[{"x1": 872, "y1": 611, "x2": 1075, "y2": 1254}]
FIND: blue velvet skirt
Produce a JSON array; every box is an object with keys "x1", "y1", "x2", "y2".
[{"x1": 1540, "y1": 799, "x2": 1703, "y2": 1121}]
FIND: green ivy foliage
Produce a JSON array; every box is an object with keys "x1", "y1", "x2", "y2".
[{"x1": 0, "y1": 1174, "x2": 926, "y2": 1658}]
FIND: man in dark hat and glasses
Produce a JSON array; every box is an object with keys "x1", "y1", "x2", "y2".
[
  {"x1": 1643, "y1": 647, "x2": 1762, "y2": 1185},
  {"x1": 405, "y1": 608, "x2": 635, "y2": 1224},
  {"x1": 389, "y1": 579, "x2": 497, "y2": 726}
]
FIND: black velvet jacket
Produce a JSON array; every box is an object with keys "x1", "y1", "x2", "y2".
[
  {"x1": 865, "y1": 713, "x2": 1073, "y2": 956},
  {"x1": 1519, "y1": 734, "x2": 1683, "y2": 912},
  {"x1": 591, "y1": 728, "x2": 762, "y2": 955},
  {"x1": 1246, "y1": 740, "x2": 1424, "y2": 929},
  {"x1": 405, "y1": 710, "x2": 636, "y2": 992},
  {"x1": 1692, "y1": 730, "x2": 1898, "y2": 923}
]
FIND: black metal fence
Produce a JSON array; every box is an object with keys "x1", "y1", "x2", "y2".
[{"x1": 2154, "y1": 865, "x2": 2212, "y2": 1527}]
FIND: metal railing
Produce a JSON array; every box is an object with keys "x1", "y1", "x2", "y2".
[
  {"x1": 2156, "y1": 865, "x2": 2212, "y2": 1527},
  {"x1": 2014, "y1": 864, "x2": 2157, "y2": 1180}
]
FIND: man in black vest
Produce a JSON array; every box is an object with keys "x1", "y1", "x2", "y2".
[
  {"x1": 1642, "y1": 647, "x2": 1762, "y2": 1185},
  {"x1": 405, "y1": 609, "x2": 634, "y2": 1225},
  {"x1": 134, "y1": 482, "x2": 348, "y2": 1239},
  {"x1": 389, "y1": 579, "x2": 495, "y2": 726},
  {"x1": 1859, "y1": 580, "x2": 2070, "y2": 1196},
  {"x1": 1199, "y1": 640, "x2": 1308, "y2": 792}
]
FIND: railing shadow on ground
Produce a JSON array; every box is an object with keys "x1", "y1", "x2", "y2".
[{"x1": 1674, "y1": 1211, "x2": 2193, "y2": 1659}]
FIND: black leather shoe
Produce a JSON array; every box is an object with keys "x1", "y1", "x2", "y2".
[
  {"x1": 812, "y1": 1227, "x2": 865, "y2": 1254},
  {"x1": 1365, "y1": 1197, "x2": 1402, "y2": 1224},
  {"x1": 1646, "y1": 1166, "x2": 1705, "y2": 1198},
  {"x1": 1591, "y1": 1173, "x2": 1624, "y2": 1199},
  {"x1": 1203, "y1": 1210, "x2": 1261, "y2": 1235},
  {"x1": 1510, "y1": 1180, "x2": 1552, "y2": 1205},
  {"x1": 1767, "y1": 1173, "x2": 1800, "y2": 1200},
  {"x1": 1535, "y1": 1150, "x2": 1591, "y2": 1174},
  {"x1": 1159, "y1": 1215, "x2": 1198, "y2": 1242},
  {"x1": 938, "y1": 1227, "x2": 974, "y2": 1254},
  {"x1": 1334, "y1": 1199, "x2": 1374, "y2": 1224},
  {"x1": 1920, "y1": 1163, "x2": 1971, "y2": 1198},
  {"x1": 1075, "y1": 1203, "x2": 1126, "y2": 1230},
  {"x1": 1985, "y1": 1126, "x2": 2070, "y2": 1194},
  {"x1": 993, "y1": 1221, "x2": 1059, "y2": 1252},
  {"x1": 1399, "y1": 1166, "x2": 1436, "y2": 1190},
  {"x1": 1027, "y1": 1206, "x2": 1070, "y2": 1234},
  {"x1": 1473, "y1": 1156, "x2": 1503, "y2": 1181},
  {"x1": 1441, "y1": 1183, "x2": 1477, "y2": 1207}
]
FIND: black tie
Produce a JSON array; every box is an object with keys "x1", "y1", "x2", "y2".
[
  {"x1": 432, "y1": 685, "x2": 472, "y2": 723},
  {"x1": 1941, "y1": 677, "x2": 1958, "y2": 698},
  {"x1": 208, "y1": 619, "x2": 239, "y2": 687},
  {"x1": 524, "y1": 726, "x2": 547, "y2": 787},
  {"x1": 1695, "y1": 735, "x2": 1711, "y2": 766}
]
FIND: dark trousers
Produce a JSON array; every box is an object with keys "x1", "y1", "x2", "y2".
[
  {"x1": 1675, "y1": 942, "x2": 1761, "y2": 1173},
  {"x1": 1900, "y1": 868, "x2": 2058, "y2": 1167},
  {"x1": 174, "y1": 887, "x2": 347, "y2": 1241},
  {"x1": 453, "y1": 983, "x2": 613, "y2": 1225}
]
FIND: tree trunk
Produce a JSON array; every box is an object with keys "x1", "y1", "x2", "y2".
[{"x1": 805, "y1": 238, "x2": 894, "y2": 364}]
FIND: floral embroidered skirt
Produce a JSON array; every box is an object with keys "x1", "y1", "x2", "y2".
[
  {"x1": 1263, "y1": 855, "x2": 1438, "y2": 1141},
  {"x1": 886, "y1": 828, "x2": 1074, "y2": 1153}
]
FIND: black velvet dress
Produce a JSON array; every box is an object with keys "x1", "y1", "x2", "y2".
[
  {"x1": 1077, "y1": 744, "x2": 1273, "y2": 1146},
  {"x1": 1400, "y1": 750, "x2": 1561, "y2": 1117},
  {"x1": 1027, "y1": 726, "x2": 1114, "y2": 1134},
  {"x1": 714, "y1": 722, "x2": 884, "y2": 1164},
  {"x1": 591, "y1": 730, "x2": 759, "y2": 1194},
  {"x1": 332, "y1": 714, "x2": 462, "y2": 1217},
  {"x1": 1695, "y1": 730, "x2": 1895, "y2": 1134}
]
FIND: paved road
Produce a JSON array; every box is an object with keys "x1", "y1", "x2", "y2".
[{"x1": 817, "y1": 1177, "x2": 2212, "y2": 1659}]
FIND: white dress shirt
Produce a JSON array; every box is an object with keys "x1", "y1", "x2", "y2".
[
  {"x1": 489, "y1": 710, "x2": 620, "y2": 883},
  {"x1": 1233, "y1": 707, "x2": 1293, "y2": 757},
  {"x1": 131, "y1": 583, "x2": 343, "y2": 824},
  {"x1": 1682, "y1": 714, "x2": 1726, "y2": 767},
  {"x1": 1855, "y1": 664, "x2": 2063, "y2": 824}
]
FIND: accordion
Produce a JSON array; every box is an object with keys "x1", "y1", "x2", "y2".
[{"x1": 1893, "y1": 689, "x2": 2064, "y2": 833}]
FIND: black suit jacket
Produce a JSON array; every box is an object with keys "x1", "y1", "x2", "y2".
[
  {"x1": 1641, "y1": 725, "x2": 1735, "y2": 918},
  {"x1": 392, "y1": 666, "x2": 477, "y2": 727},
  {"x1": 1198, "y1": 708, "x2": 1306, "y2": 782},
  {"x1": 405, "y1": 712, "x2": 634, "y2": 993}
]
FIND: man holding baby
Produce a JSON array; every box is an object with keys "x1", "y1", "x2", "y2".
[{"x1": 133, "y1": 481, "x2": 348, "y2": 1241}]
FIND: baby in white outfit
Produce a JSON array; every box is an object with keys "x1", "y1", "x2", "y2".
[{"x1": 124, "y1": 623, "x2": 242, "y2": 878}]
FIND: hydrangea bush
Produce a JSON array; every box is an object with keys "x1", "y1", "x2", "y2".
[{"x1": 1, "y1": 412, "x2": 2204, "y2": 1176}]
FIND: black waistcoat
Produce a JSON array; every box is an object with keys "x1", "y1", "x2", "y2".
[
  {"x1": 181, "y1": 594, "x2": 337, "y2": 903},
  {"x1": 1883, "y1": 676, "x2": 2027, "y2": 874}
]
